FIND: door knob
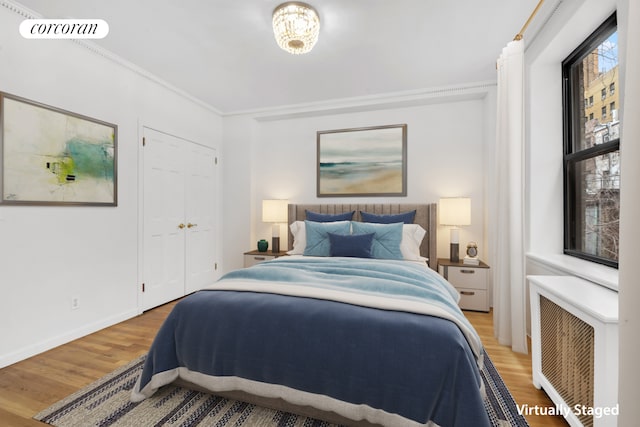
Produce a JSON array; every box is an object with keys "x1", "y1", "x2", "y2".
[
  {"x1": 178, "y1": 223, "x2": 186, "y2": 229},
  {"x1": 187, "y1": 223, "x2": 198, "y2": 228}
]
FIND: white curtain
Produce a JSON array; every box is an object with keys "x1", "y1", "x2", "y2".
[
  {"x1": 618, "y1": 0, "x2": 640, "y2": 423},
  {"x1": 491, "y1": 39, "x2": 528, "y2": 354}
]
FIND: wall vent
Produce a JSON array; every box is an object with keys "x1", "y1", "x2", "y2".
[{"x1": 540, "y1": 295, "x2": 595, "y2": 427}]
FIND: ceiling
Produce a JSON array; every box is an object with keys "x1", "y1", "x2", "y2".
[{"x1": 15, "y1": 0, "x2": 547, "y2": 114}]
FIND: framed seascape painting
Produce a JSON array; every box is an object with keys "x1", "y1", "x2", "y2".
[
  {"x1": 0, "y1": 92, "x2": 117, "y2": 206},
  {"x1": 317, "y1": 124, "x2": 407, "y2": 197}
]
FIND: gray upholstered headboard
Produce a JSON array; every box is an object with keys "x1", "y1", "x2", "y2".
[{"x1": 287, "y1": 203, "x2": 438, "y2": 270}]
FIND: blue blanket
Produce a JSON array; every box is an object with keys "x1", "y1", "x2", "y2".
[
  {"x1": 132, "y1": 257, "x2": 489, "y2": 427},
  {"x1": 223, "y1": 257, "x2": 459, "y2": 306},
  {"x1": 210, "y1": 256, "x2": 482, "y2": 361}
]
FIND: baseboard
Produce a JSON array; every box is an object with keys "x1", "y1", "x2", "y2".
[{"x1": 0, "y1": 308, "x2": 139, "y2": 369}]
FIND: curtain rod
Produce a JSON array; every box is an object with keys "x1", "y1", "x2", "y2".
[{"x1": 514, "y1": 0, "x2": 545, "y2": 41}]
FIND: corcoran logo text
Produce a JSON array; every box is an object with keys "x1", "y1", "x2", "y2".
[{"x1": 19, "y1": 19, "x2": 109, "y2": 39}]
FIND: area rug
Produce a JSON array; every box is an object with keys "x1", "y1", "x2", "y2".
[{"x1": 35, "y1": 349, "x2": 528, "y2": 427}]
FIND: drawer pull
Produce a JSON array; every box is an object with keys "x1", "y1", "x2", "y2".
[
  {"x1": 253, "y1": 257, "x2": 266, "y2": 261},
  {"x1": 460, "y1": 269, "x2": 475, "y2": 274},
  {"x1": 460, "y1": 291, "x2": 476, "y2": 296}
]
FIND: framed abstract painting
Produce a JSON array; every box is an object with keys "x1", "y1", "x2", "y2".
[
  {"x1": 0, "y1": 92, "x2": 117, "y2": 206},
  {"x1": 317, "y1": 124, "x2": 407, "y2": 197}
]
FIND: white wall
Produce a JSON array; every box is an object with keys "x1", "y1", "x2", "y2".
[
  {"x1": 0, "y1": 4, "x2": 222, "y2": 367},
  {"x1": 614, "y1": 0, "x2": 640, "y2": 423},
  {"x1": 220, "y1": 115, "x2": 255, "y2": 273},
  {"x1": 222, "y1": 89, "x2": 495, "y2": 272}
]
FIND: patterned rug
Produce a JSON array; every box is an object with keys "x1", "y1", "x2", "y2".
[{"x1": 35, "y1": 349, "x2": 528, "y2": 426}]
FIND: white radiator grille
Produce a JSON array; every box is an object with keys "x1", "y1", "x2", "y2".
[{"x1": 540, "y1": 295, "x2": 595, "y2": 427}]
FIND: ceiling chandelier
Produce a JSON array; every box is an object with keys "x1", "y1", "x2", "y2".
[{"x1": 272, "y1": 2, "x2": 320, "y2": 55}]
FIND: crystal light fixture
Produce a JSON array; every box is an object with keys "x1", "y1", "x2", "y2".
[{"x1": 272, "y1": 2, "x2": 320, "y2": 55}]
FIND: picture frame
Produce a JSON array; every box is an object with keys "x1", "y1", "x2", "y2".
[
  {"x1": 0, "y1": 92, "x2": 117, "y2": 206},
  {"x1": 317, "y1": 124, "x2": 407, "y2": 197}
]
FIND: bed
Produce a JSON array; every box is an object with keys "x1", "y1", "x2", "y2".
[{"x1": 131, "y1": 203, "x2": 490, "y2": 427}]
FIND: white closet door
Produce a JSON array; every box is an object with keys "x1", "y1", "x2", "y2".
[
  {"x1": 142, "y1": 128, "x2": 187, "y2": 311},
  {"x1": 142, "y1": 127, "x2": 217, "y2": 310},
  {"x1": 185, "y1": 142, "x2": 217, "y2": 294}
]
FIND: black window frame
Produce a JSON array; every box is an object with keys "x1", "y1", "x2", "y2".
[{"x1": 562, "y1": 12, "x2": 619, "y2": 268}]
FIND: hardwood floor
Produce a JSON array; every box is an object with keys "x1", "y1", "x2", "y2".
[
  {"x1": 0, "y1": 302, "x2": 175, "y2": 427},
  {"x1": 0, "y1": 302, "x2": 568, "y2": 426},
  {"x1": 464, "y1": 310, "x2": 568, "y2": 427}
]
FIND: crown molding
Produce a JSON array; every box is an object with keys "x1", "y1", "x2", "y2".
[
  {"x1": 234, "y1": 81, "x2": 497, "y2": 122},
  {"x1": 0, "y1": 0, "x2": 222, "y2": 116},
  {"x1": 0, "y1": 0, "x2": 33, "y2": 18}
]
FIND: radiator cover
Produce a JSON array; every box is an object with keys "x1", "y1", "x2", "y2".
[{"x1": 528, "y1": 275, "x2": 618, "y2": 427}]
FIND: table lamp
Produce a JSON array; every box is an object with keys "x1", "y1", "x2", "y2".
[
  {"x1": 262, "y1": 199, "x2": 289, "y2": 253},
  {"x1": 439, "y1": 197, "x2": 471, "y2": 262}
]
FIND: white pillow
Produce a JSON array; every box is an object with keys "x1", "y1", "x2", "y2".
[
  {"x1": 288, "y1": 221, "x2": 306, "y2": 255},
  {"x1": 400, "y1": 224, "x2": 427, "y2": 260}
]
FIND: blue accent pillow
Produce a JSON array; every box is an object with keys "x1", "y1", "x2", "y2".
[
  {"x1": 328, "y1": 232, "x2": 375, "y2": 258},
  {"x1": 303, "y1": 220, "x2": 351, "y2": 256},
  {"x1": 306, "y1": 210, "x2": 355, "y2": 222},
  {"x1": 351, "y1": 222, "x2": 404, "y2": 259},
  {"x1": 360, "y1": 210, "x2": 416, "y2": 224}
]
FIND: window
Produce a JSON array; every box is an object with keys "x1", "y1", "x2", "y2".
[
  {"x1": 562, "y1": 13, "x2": 620, "y2": 268},
  {"x1": 610, "y1": 82, "x2": 615, "y2": 95}
]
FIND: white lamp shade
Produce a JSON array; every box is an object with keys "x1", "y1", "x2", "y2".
[
  {"x1": 439, "y1": 198, "x2": 471, "y2": 226},
  {"x1": 262, "y1": 199, "x2": 289, "y2": 223}
]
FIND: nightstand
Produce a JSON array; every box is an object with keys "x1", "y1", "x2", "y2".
[
  {"x1": 437, "y1": 258, "x2": 490, "y2": 312},
  {"x1": 243, "y1": 250, "x2": 288, "y2": 268}
]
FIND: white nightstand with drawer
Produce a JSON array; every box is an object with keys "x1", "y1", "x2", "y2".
[
  {"x1": 437, "y1": 258, "x2": 490, "y2": 312},
  {"x1": 243, "y1": 250, "x2": 288, "y2": 268}
]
